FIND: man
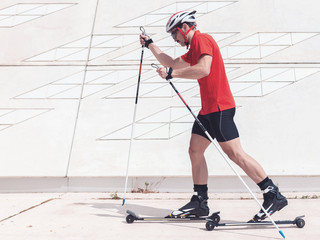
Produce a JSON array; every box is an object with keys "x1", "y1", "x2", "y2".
[{"x1": 140, "y1": 10, "x2": 288, "y2": 221}]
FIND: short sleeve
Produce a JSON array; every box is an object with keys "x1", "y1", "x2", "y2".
[
  {"x1": 180, "y1": 32, "x2": 214, "y2": 65},
  {"x1": 194, "y1": 35, "x2": 213, "y2": 60},
  {"x1": 181, "y1": 50, "x2": 191, "y2": 64}
]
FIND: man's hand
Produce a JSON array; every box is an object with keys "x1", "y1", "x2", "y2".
[
  {"x1": 140, "y1": 34, "x2": 153, "y2": 48},
  {"x1": 140, "y1": 34, "x2": 149, "y2": 46},
  {"x1": 156, "y1": 67, "x2": 168, "y2": 79}
]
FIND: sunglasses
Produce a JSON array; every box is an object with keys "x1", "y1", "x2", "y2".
[{"x1": 171, "y1": 29, "x2": 179, "y2": 40}]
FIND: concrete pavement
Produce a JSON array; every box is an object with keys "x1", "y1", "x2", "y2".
[{"x1": 1, "y1": 192, "x2": 319, "y2": 240}]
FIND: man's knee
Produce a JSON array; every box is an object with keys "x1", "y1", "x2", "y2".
[
  {"x1": 226, "y1": 149, "x2": 246, "y2": 166},
  {"x1": 189, "y1": 145, "x2": 201, "y2": 157},
  {"x1": 188, "y1": 145, "x2": 205, "y2": 160}
]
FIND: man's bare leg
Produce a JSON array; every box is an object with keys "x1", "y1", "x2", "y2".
[
  {"x1": 218, "y1": 137, "x2": 288, "y2": 221},
  {"x1": 218, "y1": 137, "x2": 267, "y2": 183},
  {"x1": 189, "y1": 133, "x2": 211, "y2": 184},
  {"x1": 164, "y1": 133, "x2": 212, "y2": 218}
]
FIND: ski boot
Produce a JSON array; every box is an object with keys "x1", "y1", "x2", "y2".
[
  {"x1": 250, "y1": 185, "x2": 288, "y2": 222},
  {"x1": 166, "y1": 194, "x2": 210, "y2": 218}
]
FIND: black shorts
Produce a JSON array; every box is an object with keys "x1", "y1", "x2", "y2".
[{"x1": 191, "y1": 108, "x2": 239, "y2": 142}]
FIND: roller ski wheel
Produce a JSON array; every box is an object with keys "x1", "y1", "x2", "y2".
[
  {"x1": 126, "y1": 214, "x2": 135, "y2": 224},
  {"x1": 205, "y1": 213, "x2": 220, "y2": 231},
  {"x1": 296, "y1": 218, "x2": 305, "y2": 228},
  {"x1": 206, "y1": 221, "x2": 216, "y2": 231},
  {"x1": 211, "y1": 214, "x2": 220, "y2": 223}
]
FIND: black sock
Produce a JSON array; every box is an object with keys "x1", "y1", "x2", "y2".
[
  {"x1": 194, "y1": 184, "x2": 208, "y2": 199},
  {"x1": 257, "y1": 177, "x2": 274, "y2": 191}
]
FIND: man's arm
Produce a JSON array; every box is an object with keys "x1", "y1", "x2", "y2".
[
  {"x1": 172, "y1": 54, "x2": 212, "y2": 79},
  {"x1": 140, "y1": 34, "x2": 189, "y2": 69},
  {"x1": 157, "y1": 54, "x2": 212, "y2": 80}
]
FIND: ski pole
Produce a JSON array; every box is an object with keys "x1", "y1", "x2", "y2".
[
  {"x1": 151, "y1": 63, "x2": 286, "y2": 239},
  {"x1": 122, "y1": 26, "x2": 147, "y2": 206}
]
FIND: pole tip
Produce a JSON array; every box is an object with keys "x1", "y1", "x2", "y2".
[
  {"x1": 122, "y1": 198, "x2": 125, "y2": 206},
  {"x1": 279, "y1": 230, "x2": 285, "y2": 239}
]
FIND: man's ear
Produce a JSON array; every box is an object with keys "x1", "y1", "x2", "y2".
[{"x1": 182, "y1": 23, "x2": 189, "y2": 32}]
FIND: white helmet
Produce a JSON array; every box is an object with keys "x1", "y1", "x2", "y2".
[{"x1": 166, "y1": 10, "x2": 197, "y2": 33}]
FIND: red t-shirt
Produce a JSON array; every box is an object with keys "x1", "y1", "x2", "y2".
[{"x1": 181, "y1": 30, "x2": 235, "y2": 115}]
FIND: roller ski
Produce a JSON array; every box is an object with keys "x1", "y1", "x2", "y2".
[
  {"x1": 205, "y1": 215, "x2": 305, "y2": 231},
  {"x1": 126, "y1": 194, "x2": 221, "y2": 224},
  {"x1": 126, "y1": 210, "x2": 220, "y2": 224}
]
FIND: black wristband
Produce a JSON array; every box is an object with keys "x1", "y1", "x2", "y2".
[
  {"x1": 166, "y1": 67, "x2": 173, "y2": 80},
  {"x1": 144, "y1": 38, "x2": 153, "y2": 48}
]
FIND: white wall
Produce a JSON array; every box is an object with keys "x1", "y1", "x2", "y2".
[{"x1": 0, "y1": 0, "x2": 319, "y2": 191}]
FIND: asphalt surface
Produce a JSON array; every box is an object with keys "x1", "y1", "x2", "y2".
[{"x1": 1, "y1": 192, "x2": 319, "y2": 240}]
